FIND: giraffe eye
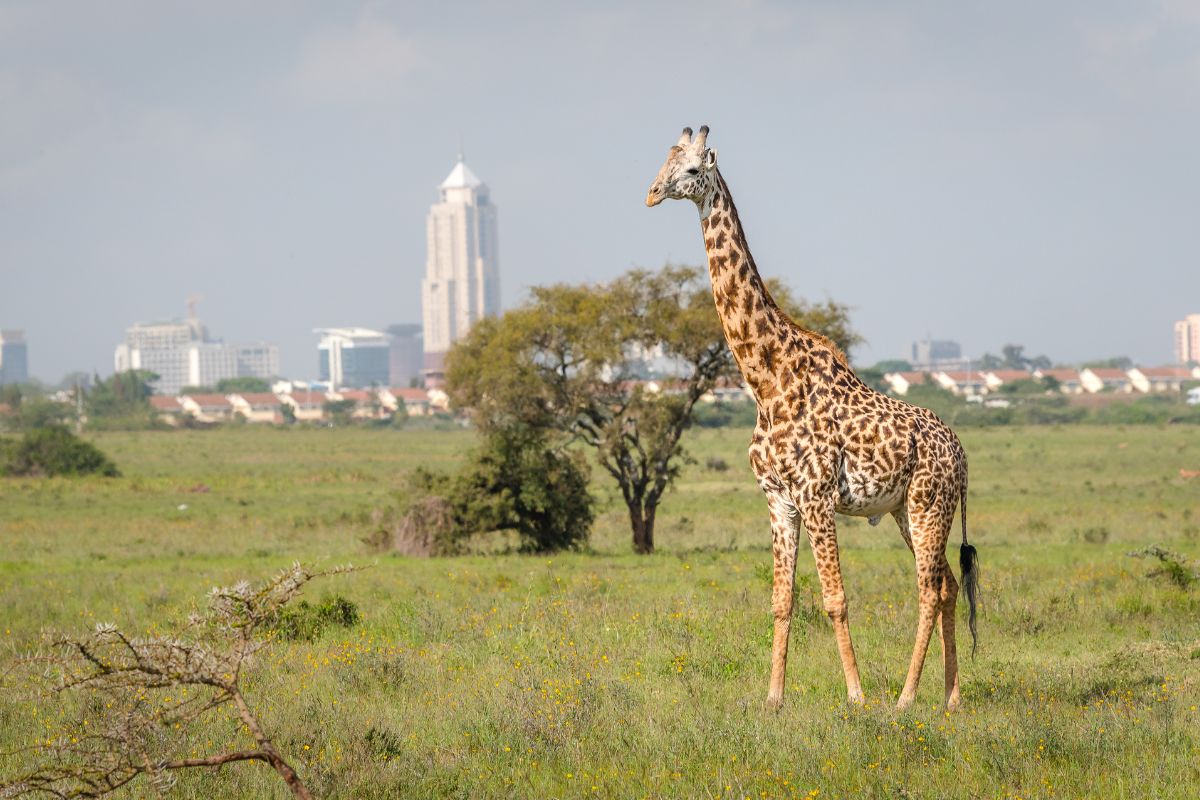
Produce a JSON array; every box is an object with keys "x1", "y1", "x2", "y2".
[{"x1": 684, "y1": 168, "x2": 699, "y2": 176}]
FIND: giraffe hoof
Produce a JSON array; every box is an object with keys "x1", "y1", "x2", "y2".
[
  {"x1": 945, "y1": 694, "x2": 961, "y2": 712},
  {"x1": 847, "y1": 689, "x2": 865, "y2": 706},
  {"x1": 896, "y1": 695, "x2": 914, "y2": 712},
  {"x1": 765, "y1": 694, "x2": 784, "y2": 713}
]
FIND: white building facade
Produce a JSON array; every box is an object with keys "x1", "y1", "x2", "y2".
[
  {"x1": 1175, "y1": 313, "x2": 1200, "y2": 364},
  {"x1": 421, "y1": 157, "x2": 500, "y2": 369},
  {"x1": 114, "y1": 318, "x2": 279, "y2": 395}
]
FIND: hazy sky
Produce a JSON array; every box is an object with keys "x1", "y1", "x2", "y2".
[{"x1": 3, "y1": 1, "x2": 1198, "y2": 382}]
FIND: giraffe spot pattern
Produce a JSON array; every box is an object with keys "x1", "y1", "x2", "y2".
[{"x1": 648, "y1": 137, "x2": 970, "y2": 711}]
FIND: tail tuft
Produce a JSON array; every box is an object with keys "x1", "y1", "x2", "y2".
[{"x1": 960, "y1": 543, "x2": 979, "y2": 658}]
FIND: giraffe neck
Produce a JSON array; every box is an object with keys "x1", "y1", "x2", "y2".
[{"x1": 699, "y1": 169, "x2": 791, "y2": 401}]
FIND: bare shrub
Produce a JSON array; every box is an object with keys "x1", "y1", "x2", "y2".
[
  {"x1": 395, "y1": 495, "x2": 459, "y2": 556},
  {"x1": 1129, "y1": 545, "x2": 1197, "y2": 589},
  {"x1": 0, "y1": 563, "x2": 357, "y2": 799}
]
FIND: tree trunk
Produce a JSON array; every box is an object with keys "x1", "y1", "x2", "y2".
[{"x1": 630, "y1": 501, "x2": 657, "y2": 554}]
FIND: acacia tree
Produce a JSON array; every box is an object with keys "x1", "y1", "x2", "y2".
[{"x1": 447, "y1": 265, "x2": 857, "y2": 554}]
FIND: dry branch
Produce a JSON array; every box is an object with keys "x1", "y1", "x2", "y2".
[{"x1": 1, "y1": 563, "x2": 358, "y2": 799}]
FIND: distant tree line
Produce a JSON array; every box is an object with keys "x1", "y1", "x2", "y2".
[
  {"x1": 180, "y1": 376, "x2": 274, "y2": 394},
  {"x1": 890, "y1": 381, "x2": 1200, "y2": 427}
]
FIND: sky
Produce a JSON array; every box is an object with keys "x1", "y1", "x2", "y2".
[{"x1": 2, "y1": 0, "x2": 1198, "y2": 382}]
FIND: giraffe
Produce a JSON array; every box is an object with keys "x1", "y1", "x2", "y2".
[{"x1": 645, "y1": 126, "x2": 979, "y2": 711}]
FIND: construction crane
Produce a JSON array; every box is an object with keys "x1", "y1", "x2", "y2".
[
  {"x1": 186, "y1": 293, "x2": 204, "y2": 322},
  {"x1": 186, "y1": 294, "x2": 206, "y2": 341}
]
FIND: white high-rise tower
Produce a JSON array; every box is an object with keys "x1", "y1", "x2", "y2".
[
  {"x1": 1176, "y1": 313, "x2": 1200, "y2": 364},
  {"x1": 421, "y1": 155, "x2": 500, "y2": 371}
]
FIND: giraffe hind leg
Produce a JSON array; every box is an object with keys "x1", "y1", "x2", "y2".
[
  {"x1": 897, "y1": 508, "x2": 955, "y2": 711},
  {"x1": 937, "y1": 563, "x2": 962, "y2": 710}
]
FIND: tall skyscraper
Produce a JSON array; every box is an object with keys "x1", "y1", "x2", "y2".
[
  {"x1": 421, "y1": 155, "x2": 500, "y2": 371},
  {"x1": 0, "y1": 329, "x2": 29, "y2": 385},
  {"x1": 1176, "y1": 314, "x2": 1200, "y2": 364}
]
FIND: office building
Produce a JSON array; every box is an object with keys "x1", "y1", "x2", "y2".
[
  {"x1": 0, "y1": 329, "x2": 29, "y2": 385},
  {"x1": 421, "y1": 155, "x2": 500, "y2": 371},
  {"x1": 315, "y1": 328, "x2": 391, "y2": 388},
  {"x1": 387, "y1": 323, "x2": 423, "y2": 387},
  {"x1": 114, "y1": 307, "x2": 278, "y2": 395}
]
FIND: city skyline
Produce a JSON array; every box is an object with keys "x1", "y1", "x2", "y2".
[
  {"x1": 2, "y1": 2, "x2": 1199, "y2": 381},
  {"x1": 4, "y1": 299, "x2": 1197, "y2": 387}
]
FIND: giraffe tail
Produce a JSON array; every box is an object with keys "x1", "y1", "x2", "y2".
[{"x1": 959, "y1": 477, "x2": 979, "y2": 659}]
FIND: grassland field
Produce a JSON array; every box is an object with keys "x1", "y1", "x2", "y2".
[{"x1": 1, "y1": 425, "x2": 1199, "y2": 799}]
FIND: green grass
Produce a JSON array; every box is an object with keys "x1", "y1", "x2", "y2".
[{"x1": 2, "y1": 425, "x2": 1199, "y2": 798}]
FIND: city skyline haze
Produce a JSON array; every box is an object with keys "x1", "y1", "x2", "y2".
[{"x1": 2, "y1": 1, "x2": 1198, "y2": 381}]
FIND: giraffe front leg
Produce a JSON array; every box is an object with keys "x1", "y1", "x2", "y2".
[
  {"x1": 802, "y1": 498, "x2": 864, "y2": 705},
  {"x1": 764, "y1": 491, "x2": 799, "y2": 711}
]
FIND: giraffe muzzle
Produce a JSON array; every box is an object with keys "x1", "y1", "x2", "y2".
[{"x1": 645, "y1": 188, "x2": 665, "y2": 207}]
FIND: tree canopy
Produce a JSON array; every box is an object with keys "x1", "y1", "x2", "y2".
[
  {"x1": 446, "y1": 264, "x2": 858, "y2": 553},
  {"x1": 85, "y1": 370, "x2": 159, "y2": 430},
  {"x1": 217, "y1": 376, "x2": 273, "y2": 393},
  {"x1": 979, "y1": 344, "x2": 1052, "y2": 371}
]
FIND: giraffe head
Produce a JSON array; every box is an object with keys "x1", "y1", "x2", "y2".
[{"x1": 645, "y1": 125, "x2": 717, "y2": 210}]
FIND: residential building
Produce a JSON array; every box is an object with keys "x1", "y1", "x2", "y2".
[
  {"x1": 279, "y1": 388, "x2": 327, "y2": 423},
  {"x1": 148, "y1": 387, "x2": 435, "y2": 425},
  {"x1": 882, "y1": 371, "x2": 929, "y2": 396},
  {"x1": 0, "y1": 329, "x2": 29, "y2": 385},
  {"x1": 934, "y1": 371, "x2": 988, "y2": 397},
  {"x1": 1079, "y1": 368, "x2": 1132, "y2": 394},
  {"x1": 421, "y1": 155, "x2": 500, "y2": 371},
  {"x1": 179, "y1": 394, "x2": 234, "y2": 423},
  {"x1": 386, "y1": 323, "x2": 423, "y2": 387},
  {"x1": 1033, "y1": 368, "x2": 1084, "y2": 394},
  {"x1": 228, "y1": 393, "x2": 285, "y2": 424},
  {"x1": 315, "y1": 328, "x2": 391, "y2": 388},
  {"x1": 325, "y1": 388, "x2": 383, "y2": 420},
  {"x1": 1175, "y1": 314, "x2": 1200, "y2": 364},
  {"x1": 1128, "y1": 366, "x2": 1200, "y2": 393},
  {"x1": 378, "y1": 387, "x2": 433, "y2": 416},
  {"x1": 981, "y1": 370, "x2": 1033, "y2": 392},
  {"x1": 148, "y1": 396, "x2": 185, "y2": 422}
]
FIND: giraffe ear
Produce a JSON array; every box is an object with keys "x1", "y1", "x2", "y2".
[{"x1": 704, "y1": 149, "x2": 717, "y2": 169}]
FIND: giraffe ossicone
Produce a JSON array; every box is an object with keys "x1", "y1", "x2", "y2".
[{"x1": 646, "y1": 125, "x2": 979, "y2": 712}]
